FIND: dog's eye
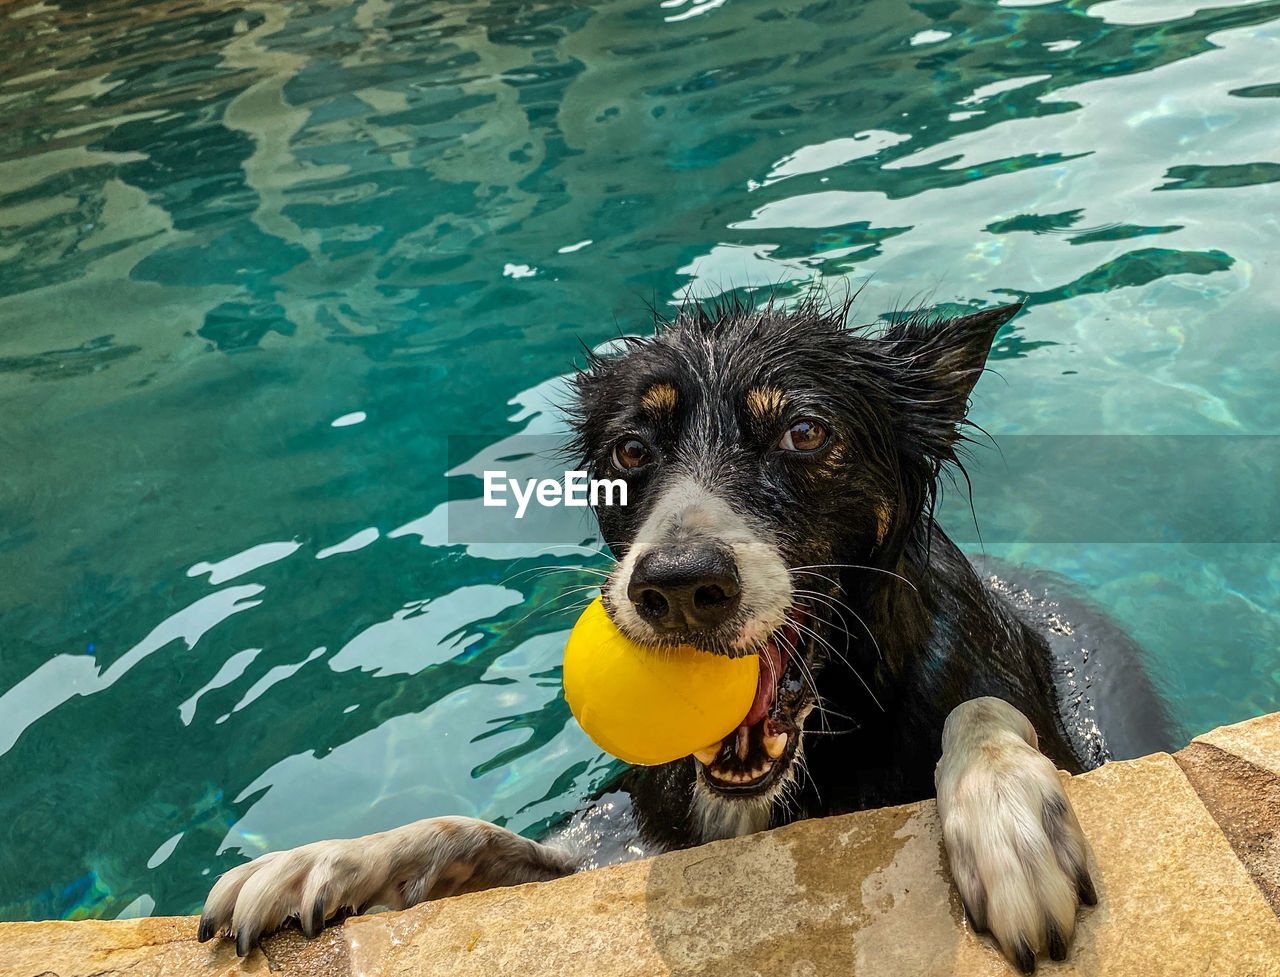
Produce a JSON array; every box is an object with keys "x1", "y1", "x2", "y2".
[
  {"x1": 780, "y1": 419, "x2": 828, "y2": 452},
  {"x1": 612, "y1": 436, "x2": 653, "y2": 470}
]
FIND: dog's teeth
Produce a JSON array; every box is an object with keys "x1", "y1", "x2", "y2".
[
  {"x1": 736, "y1": 726, "x2": 750, "y2": 760},
  {"x1": 693, "y1": 742, "x2": 722, "y2": 765},
  {"x1": 764, "y1": 731, "x2": 788, "y2": 758}
]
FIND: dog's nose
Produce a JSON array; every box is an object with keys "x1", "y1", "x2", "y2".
[{"x1": 627, "y1": 542, "x2": 741, "y2": 632}]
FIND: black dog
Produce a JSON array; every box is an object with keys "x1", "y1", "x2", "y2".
[{"x1": 199, "y1": 298, "x2": 1171, "y2": 972}]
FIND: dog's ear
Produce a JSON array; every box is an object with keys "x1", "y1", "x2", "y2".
[{"x1": 882, "y1": 302, "x2": 1022, "y2": 454}]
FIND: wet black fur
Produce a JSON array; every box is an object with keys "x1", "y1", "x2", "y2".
[{"x1": 568, "y1": 296, "x2": 1173, "y2": 849}]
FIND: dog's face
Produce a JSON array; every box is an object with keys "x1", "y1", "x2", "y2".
[{"x1": 569, "y1": 299, "x2": 1019, "y2": 808}]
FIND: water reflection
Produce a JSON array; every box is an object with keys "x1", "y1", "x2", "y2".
[
  {"x1": 327, "y1": 585, "x2": 523, "y2": 677},
  {"x1": 221, "y1": 630, "x2": 607, "y2": 859},
  {"x1": 0, "y1": 584, "x2": 265, "y2": 756}
]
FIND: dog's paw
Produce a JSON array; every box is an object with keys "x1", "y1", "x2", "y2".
[
  {"x1": 197, "y1": 816, "x2": 576, "y2": 955},
  {"x1": 936, "y1": 698, "x2": 1096, "y2": 974}
]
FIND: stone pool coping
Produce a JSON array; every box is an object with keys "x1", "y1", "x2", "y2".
[{"x1": 3, "y1": 712, "x2": 1279, "y2": 977}]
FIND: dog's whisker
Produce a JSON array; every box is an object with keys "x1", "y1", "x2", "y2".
[
  {"x1": 555, "y1": 586, "x2": 607, "y2": 602},
  {"x1": 791, "y1": 596, "x2": 857, "y2": 645},
  {"x1": 762, "y1": 644, "x2": 780, "y2": 690},
  {"x1": 791, "y1": 588, "x2": 885, "y2": 668},
  {"x1": 497, "y1": 564, "x2": 611, "y2": 589},
  {"x1": 793, "y1": 624, "x2": 881, "y2": 713},
  {"x1": 502, "y1": 587, "x2": 603, "y2": 631},
  {"x1": 790, "y1": 618, "x2": 885, "y2": 713},
  {"x1": 790, "y1": 589, "x2": 857, "y2": 638},
  {"x1": 773, "y1": 629, "x2": 834, "y2": 735},
  {"x1": 789, "y1": 745, "x2": 820, "y2": 807},
  {"x1": 525, "y1": 579, "x2": 606, "y2": 601},
  {"x1": 789, "y1": 569, "x2": 844, "y2": 591},
  {"x1": 788, "y1": 563, "x2": 919, "y2": 592},
  {"x1": 511, "y1": 570, "x2": 609, "y2": 592}
]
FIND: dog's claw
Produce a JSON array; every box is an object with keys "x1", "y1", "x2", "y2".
[
  {"x1": 1047, "y1": 919, "x2": 1068, "y2": 961},
  {"x1": 196, "y1": 916, "x2": 215, "y2": 943},
  {"x1": 964, "y1": 902, "x2": 988, "y2": 934},
  {"x1": 236, "y1": 926, "x2": 255, "y2": 957},
  {"x1": 1013, "y1": 939, "x2": 1036, "y2": 974},
  {"x1": 303, "y1": 892, "x2": 326, "y2": 939},
  {"x1": 1076, "y1": 867, "x2": 1098, "y2": 906}
]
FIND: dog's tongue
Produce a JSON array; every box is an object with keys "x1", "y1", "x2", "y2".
[{"x1": 743, "y1": 639, "x2": 788, "y2": 727}]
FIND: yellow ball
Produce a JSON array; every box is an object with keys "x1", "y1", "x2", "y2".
[{"x1": 563, "y1": 597, "x2": 759, "y2": 766}]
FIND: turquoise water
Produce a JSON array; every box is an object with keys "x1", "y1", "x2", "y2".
[{"x1": 1, "y1": 0, "x2": 1278, "y2": 923}]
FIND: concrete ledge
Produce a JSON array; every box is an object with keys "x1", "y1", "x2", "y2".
[
  {"x1": 4, "y1": 714, "x2": 1280, "y2": 977},
  {"x1": 1174, "y1": 712, "x2": 1280, "y2": 918}
]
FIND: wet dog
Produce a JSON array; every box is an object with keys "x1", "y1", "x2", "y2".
[{"x1": 199, "y1": 298, "x2": 1171, "y2": 972}]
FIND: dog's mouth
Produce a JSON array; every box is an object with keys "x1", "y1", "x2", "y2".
[{"x1": 693, "y1": 607, "x2": 812, "y2": 796}]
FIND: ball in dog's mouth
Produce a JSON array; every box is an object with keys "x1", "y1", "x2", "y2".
[{"x1": 694, "y1": 609, "x2": 811, "y2": 794}]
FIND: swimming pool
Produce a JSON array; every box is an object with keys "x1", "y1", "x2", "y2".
[{"x1": 1, "y1": 0, "x2": 1277, "y2": 923}]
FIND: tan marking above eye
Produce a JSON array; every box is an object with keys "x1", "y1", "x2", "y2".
[
  {"x1": 876, "y1": 503, "x2": 892, "y2": 545},
  {"x1": 640, "y1": 383, "x2": 678, "y2": 415},
  {"x1": 746, "y1": 386, "x2": 786, "y2": 420}
]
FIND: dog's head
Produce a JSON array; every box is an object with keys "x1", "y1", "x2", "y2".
[{"x1": 568, "y1": 297, "x2": 1020, "y2": 806}]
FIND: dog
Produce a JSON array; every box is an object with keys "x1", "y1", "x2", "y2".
[{"x1": 198, "y1": 297, "x2": 1172, "y2": 973}]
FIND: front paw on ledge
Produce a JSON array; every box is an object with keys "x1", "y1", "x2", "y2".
[{"x1": 938, "y1": 730, "x2": 1096, "y2": 972}]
